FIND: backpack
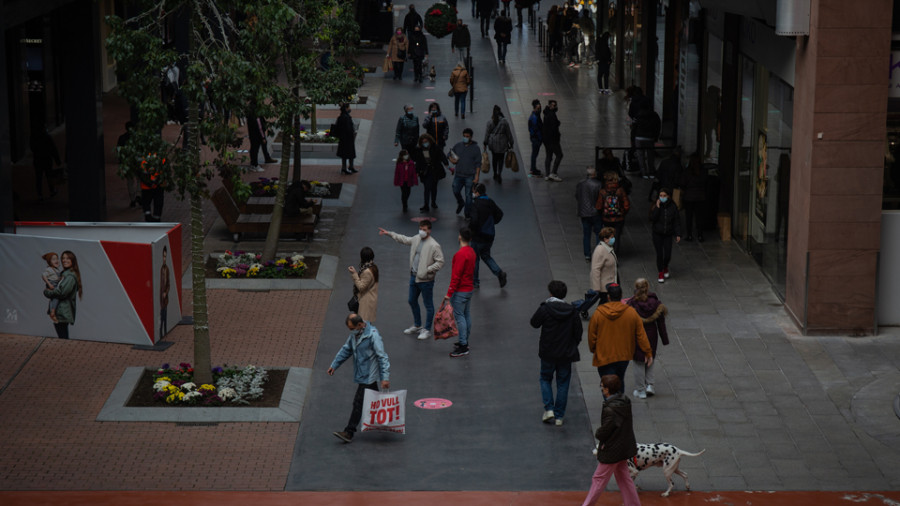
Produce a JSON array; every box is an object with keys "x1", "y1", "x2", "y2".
[{"x1": 602, "y1": 192, "x2": 623, "y2": 220}]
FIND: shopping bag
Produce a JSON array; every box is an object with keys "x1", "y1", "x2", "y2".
[
  {"x1": 361, "y1": 388, "x2": 407, "y2": 434},
  {"x1": 481, "y1": 151, "x2": 491, "y2": 173},
  {"x1": 383, "y1": 56, "x2": 393, "y2": 73},
  {"x1": 505, "y1": 150, "x2": 519, "y2": 172},
  {"x1": 433, "y1": 300, "x2": 459, "y2": 340}
]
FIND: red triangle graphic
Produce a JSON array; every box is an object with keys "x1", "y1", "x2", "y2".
[{"x1": 101, "y1": 241, "x2": 153, "y2": 343}]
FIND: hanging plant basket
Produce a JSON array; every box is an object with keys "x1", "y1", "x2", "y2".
[{"x1": 424, "y1": 3, "x2": 458, "y2": 39}]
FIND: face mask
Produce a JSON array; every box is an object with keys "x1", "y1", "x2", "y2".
[
  {"x1": 418, "y1": 230, "x2": 428, "y2": 239},
  {"x1": 353, "y1": 328, "x2": 364, "y2": 337},
  {"x1": 660, "y1": 197, "x2": 669, "y2": 203},
  {"x1": 403, "y1": 155, "x2": 409, "y2": 160},
  {"x1": 463, "y1": 137, "x2": 471, "y2": 143},
  {"x1": 607, "y1": 237, "x2": 616, "y2": 246},
  {"x1": 422, "y1": 142, "x2": 430, "y2": 148},
  {"x1": 397, "y1": 31, "x2": 402, "y2": 36},
  {"x1": 407, "y1": 112, "x2": 414, "y2": 117}
]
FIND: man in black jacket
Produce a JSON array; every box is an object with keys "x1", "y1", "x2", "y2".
[
  {"x1": 530, "y1": 280, "x2": 582, "y2": 426},
  {"x1": 408, "y1": 26, "x2": 429, "y2": 83},
  {"x1": 493, "y1": 10, "x2": 513, "y2": 63},
  {"x1": 632, "y1": 101, "x2": 662, "y2": 179},
  {"x1": 468, "y1": 183, "x2": 507, "y2": 289},
  {"x1": 542, "y1": 100, "x2": 564, "y2": 181},
  {"x1": 403, "y1": 4, "x2": 423, "y2": 36}
]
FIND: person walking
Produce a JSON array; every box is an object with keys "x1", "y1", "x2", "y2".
[
  {"x1": 681, "y1": 153, "x2": 708, "y2": 242},
  {"x1": 588, "y1": 283, "x2": 652, "y2": 394},
  {"x1": 451, "y1": 19, "x2": 471, "y2": 61},
  {"x1": 654, "y1": 147, "x2": 683, "y2": 203},
  {"x1": 493, "y1": 9, "x2": 513, "y2": 63},
  {"x1": 246, "y1": 108, "x2": 276, "y2": 172},
  {"x1": 412, "y1": 133, "x2": 447, "y2": 212},
  {"x1": 581, "y1": 374, "x2": 642, "y2": 506},
  {"x1": 450, "y1": 63, "x2": 471, "y2": 119},
  {"x1": 547, "y1": 6, "x2": 562, "y2": 59},
  {"x1": 626, "y1": 278, "x2": 668, "y2": 399},
  {"x1": 394, "y1": 104, "x2": 420, "y2": 152},
  {"x1": 349, "y1": 247, "x2": 379, "y2": 323},
  {"x1": 579, "y1": 9, "x2": 595, "y2": 65},
  {"x1": 650, "y1": 188, "x2": 682, "y2": 283},
  {"x1": 31, "y1": 125, "x2": 62, "y2": 200},
  {"x1": 387, "y1": 29, "x2": 409, "y2": 81},
  {"x1": 595, "y1": 171, "x2": 630, "y2": 253},
  {"x1": 403, "y1": 4, "x2": 423, "y2": 35},
  {"x1": 469, "y1": 183, "x2": 508, "y2": 289},
  {"x1": 528, "y1": 99, "x2": 543, "y2": 176},
  {"x1": 632, "y1": 101, "x2": 661, "y2": 179},
  {"x1": 476, "y1": 0, "x2": 495, "y2": 37},
  {"x1": 43, "y1": 250, "x2": 82, "y2": 340},
  {"x1": 448, "y1": 128, "x2": 481, "y2": 218},
  {"x1": 576, "y1": 167, "x2": 604, "y2": 261},
  {"x1": 443, "y1": 227, "x2": 477, "y2": 358},
  {"x1": 139, "y1": 152, "x2": 166, "y2": 222},
  {"x1": 408, "y1": 26, "x2": 429, "y2": 83},
  {"x1": 590, "y1": 227, "x2": 617, "y2": 304},
  {"x1": 542, "y1": 100, "x2": 563, "y2": 181},
  {"x1": 334, "y1": 103, "x2": 357, "y2": 175},
  {"x1": 379, "y1": 220, "x2": 445, "y2": 340},
  {"x1": 393, "y1": 149, "x2": 418, "y2": 212},
  {"x1": 596, "y1": 32, "x2": 612, "y2": 93},
  {"x1": 328, "y1": 314, "x2": 391, "y2": 444},
  {"x1": 422, "y1": 102, "x2": 450, "y2": 150},
  {"x1": 530, "y1": 280, "x2": 582, "y2": 426},
  {"x1": 483, "y1": 105, "x2": 514, "y2": 183}
]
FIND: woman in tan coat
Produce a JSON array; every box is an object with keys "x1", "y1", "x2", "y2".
[
  {"x1": 349, "y1": 247, "x2": 379, "y2": 322},
  {"x1": 387, "y1": 29, "x2": 409, "y2": 81},
  {"x1": 589, "y1": 227, "x2": 617, "y2": 304},
  {"x1": 449, "y1": 63, "x2": 471, "y2": 118}
]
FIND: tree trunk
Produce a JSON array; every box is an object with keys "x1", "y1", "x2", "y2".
[
  {"x1": 311, "y1": 104, "x2": 317, "y2": 133},
  {"x1": 261, "y1": 133, "x2": 291, "y2": 262}
]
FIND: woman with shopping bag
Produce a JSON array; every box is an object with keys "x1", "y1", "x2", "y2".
[{"x1": 442, "y1": 228, "x2": 477, "y2": 357}]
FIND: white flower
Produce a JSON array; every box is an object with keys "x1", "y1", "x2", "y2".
[
  {"x1": 218, "y1": 387, "x2": 237, "y2": 400},
  {"x1": 249, "y1": 263, "x2": 263, "y2": 270},
  {"x1": 153, "y1": 380, "x2": 171, "y2": 392},
  {"x1": 183, "y1": 391, "x2": 203, "y2": 401},
  {"x1": 181, "y1": 382, "x2": 197, "y2": 391},
  {"x1": 291, "y1": 254, "x2": 305, "y2": 263}
]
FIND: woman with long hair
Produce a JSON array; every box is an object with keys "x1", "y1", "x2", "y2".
[
  {"x1": 626, "y1": 278, "x2": 668, "y2": 399},
  {"x1": 411, "y1": 133, "x2": 447, "y2": 213},
  {"x1": 43, "y1": 250, "x2": 83, "y2": 339},
  {"x1": 483, "y1": 105, "x2": 514, "y2": 183},
  {"x1": 348, "y1": 247, "x2": 379, "y2": 322}
]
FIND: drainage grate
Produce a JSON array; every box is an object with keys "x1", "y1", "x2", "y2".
[{"x1": 175, "y1": 422, "x2": 219, "y2": 427}]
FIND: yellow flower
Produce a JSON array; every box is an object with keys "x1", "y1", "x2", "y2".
[
  {"x1": 156, "y1": 376, "x2": 171, "y2": 382},
  {"x1": 276, "y1": 259, "x2": 288, "y2": 265},
  {"x1": 199, "y1": 384, "x2": 216, "y2": 392}
]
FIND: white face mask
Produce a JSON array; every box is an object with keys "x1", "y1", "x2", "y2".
[
  {"x1": 403, "y1": 155, "x2": 410, "y2": 160},
  {"x1": 418, "y1": 230, "x2": 428, "y2": 239}
]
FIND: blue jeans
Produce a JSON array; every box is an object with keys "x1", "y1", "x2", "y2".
[
  {"x1": 581, "y1": 215, "x2": 604, "y2": 258},
  {"x1": 408, "y1": 274, "x2": 435, "y2": 330},
  {"x1": 454, "y1": 92, "x2": 467, "y2": 116},
  {"x1": 540, "y1": 359, "x2": 573, "y2": 418},
  {"x1": 597, "y1": 360, "x2": 630, "y2": 397},
  {"x1": 470, "y1": 237, "x2": 501, "y2": 287},
  {"x1": 452, "y1": 175, "x2": 474, "y2": 217},
  {"x1": 530, "y1": 138, "x2": 542, "y2": 172},
  {"x1": 450, "y1": 290, "x2": 473, "y2": 347}
]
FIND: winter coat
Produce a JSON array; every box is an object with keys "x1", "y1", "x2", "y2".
[
  {"x1": 450, "y1": 65, "x2": 471, "y2": 93},
  {"x1": 650, "y1": 200, "x2": 682, "y2": 236},
  {"x1": 531, "y1": 299, "x2": 582, "y2": 362},
  {"x1": 580, "y1": 15, "x2": 595, "y2": 38},
  {"x1": 483, "y1": 117, "x2": 514, "y2": 154},
  {"x1": 633, "y1": 108, "x2": 661, "y2": 140},
  {"x1": 476, "y1": 0, "x2": 495, "y2": 16},
  {"x1": 590, "y1": 242, "x2": 617, "y2": 293},
  {"x1": 329, "y1": 323, "x2": 390, "y2": 385},
  {"x1": 394, "y1": 159, "x2": 418, "y2": 187},
  {"x1": 334, "y1": 111, "x2": 356, "y2": 159},
  {"x1": 352, "y1": 265, "x2": 379, "y2": 323},
  {"x1": 587, "y1": 301, "x2": 652, "y2": 367},
  {"x1": 43, "y1": 269, "x2": 79, "y2": 324},
  {"x1": 595, "y1": 393, "x2": 638, "y2": 464},
  {"x1": 451, "y1": 25, "x2": 471, "y2": 50},
  {"x1": 576, "y1": 176, "x2": 602, "y2": 218},
  {"x1": 627, "y1": 294, "x2": 669, "y2": 362},
  {"x1": 681, "y1": 168, "x2": 709, "y2": 203},
  {"x1": 494, "y1": 16, "x2": 513, "y2": 44},
  {"x1": 469, "y1": 195, "x2": 504, "y2": 242},
  {"x1": 656, "y1": 155, "x2": 683, "y2": 191},
  {"x1": 542, "y1": 107, "x2": 561, "y2": 145},
  {"x1": 409, "y1": 30, "x2": 428, "y2": 59},
  {"x1": 595, "y1": 182, "x2": 630, "y2": 223},
  {"x1": 412, "y1": 144, "x2": 447, "y2": 180},
  {"x1": 385, "y1": 230, "x2": 445, "y2": 282},
  {"x1": 423, "y1": 113, "x2": 450, "y2": 147},
  {"x1": 403, "y1": 10, "x2": 423, "y2": 34},
  {"x1": 395, "y1": 113, "x2": 420, "y2": 147},
  {"x1": 596, "y1": 41, "x2": 612, "y2": 67},
  {"x1": 528, "y1": 111, "x2": 543, "y2": 143},
  {"x1": 388, "y1": 35, "x2": 409, "y2": 63}
]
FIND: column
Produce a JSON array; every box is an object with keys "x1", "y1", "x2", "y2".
[{"x1": 785, "y1": 0, "x2": 892, "y2": 334}]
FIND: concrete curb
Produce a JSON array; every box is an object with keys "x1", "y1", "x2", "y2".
[{"x1": 96, "y1": 367, "x2": 312, "y2": 423}]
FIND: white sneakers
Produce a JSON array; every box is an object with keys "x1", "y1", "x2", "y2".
[
  {"x1": 249, "y1": 165, "x2": 265, "y2": 173},
  {"x1": 645, "y1": 384, "x2": 655, "y2": 396},
  {"x1": 403, "y1": 326, "x2": 431, "y2": 340},
  {"x1": 633, "y1": 388, "x2": 647, "y2": 399},
  {"x1": 542, "y1": 410, "x2": 555, "y2": 423},
  {"x1": 545, "y1": 174, "x2": 562, "y2": 182},
  {"x1": 555, "y1": 418, "x2": 564, "y2": 426},
  {"x1": 403, "y1": 325, "x2": 422, "y2": 335},
  {"x1": 417, "y1": 329, "x2": 432, "y2": 340}
]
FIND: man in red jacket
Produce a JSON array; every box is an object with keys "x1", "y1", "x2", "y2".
[{"x1": 444, "y1": 227, "x2": 476, "y2": 357}]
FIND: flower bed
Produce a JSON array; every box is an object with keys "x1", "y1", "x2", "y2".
[
  {"x1": 249, "y1": 177, "x2": 281, "y2": 197},
  {"x1": 215, "y1": 250, "x2": 307, "y2": 278},
  {"x1": 298, "y1": 126, "x2": 338, "y2": 144},
  {"x1": 248, "y1": 178, "x2": 337, "y2": 199},
  {"x1": 424, "y1": 3, "x2": 458, "y2": 39},
  {"x1": 150, "y1": 363, "x2": 268, "y2": 406}
]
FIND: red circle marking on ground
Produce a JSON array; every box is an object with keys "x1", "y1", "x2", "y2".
[{"x1": 414, "y1": 398, "x2": 453, "y2": 409}]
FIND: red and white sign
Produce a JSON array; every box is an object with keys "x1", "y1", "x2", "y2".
[{"x1": 361, "y1": 388, "x2": 407, "y2": 434}]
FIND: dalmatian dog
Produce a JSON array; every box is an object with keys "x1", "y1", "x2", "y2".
[{"x1": 626, "y1": 443, "x2": 706, "y2": 497}]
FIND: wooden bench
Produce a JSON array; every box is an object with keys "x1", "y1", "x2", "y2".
[{"x1": 212, "y1": 188, "x2": 319, "y2": 242}]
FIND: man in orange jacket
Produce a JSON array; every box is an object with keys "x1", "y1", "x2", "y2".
[{"x1": 588, "y1": 283, "x2": 653, "y2": 396}]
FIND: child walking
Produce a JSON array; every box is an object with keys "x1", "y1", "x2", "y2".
[
  {"x1": 394, "y1": 149, "x2": 418, "y2": 212},
  {"x1": 41, "y1": 252, "x2": 61, "y2": 323}
]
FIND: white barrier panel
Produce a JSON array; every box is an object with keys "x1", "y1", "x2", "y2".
[
  {"x1": 878, "y1": 211, "x2": 900, "y2": 326},
  {"x1": 0, "y1": 222, "x2": 182, "y2": 344}
]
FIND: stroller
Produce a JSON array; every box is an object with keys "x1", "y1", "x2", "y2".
[{"x1": 572, "y1": 289, "x2": 607, "y2": 320}]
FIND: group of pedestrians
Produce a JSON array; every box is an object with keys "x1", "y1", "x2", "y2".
[{"x1": 527, "y1": 99, "x2": 564, "y2": 181}]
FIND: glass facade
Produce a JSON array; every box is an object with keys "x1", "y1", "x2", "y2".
[{"x1": 622, "y1": 0, "x2": 643, "y2": 88}]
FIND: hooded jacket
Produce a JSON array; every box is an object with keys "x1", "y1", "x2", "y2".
[
  {"x1": 587, "y1": 301, "x2": 652, "y2": 367},
  {"x1": 595, "y1": 393, "x2": 638, "y2": 463},
  {"x1": 626, "y1": 294, "x2": 669, "y2": 361},
  {"x1": 542, "y1": 107, "x2": 561, "y2": 145},
  {"x1": 530, "y1": 299, "x2": 582, "y2": 362}
]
